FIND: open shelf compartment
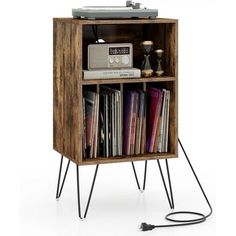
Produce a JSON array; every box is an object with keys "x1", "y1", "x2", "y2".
[
  {"x1": 53, "y1": 18, "x2": 178, "y2": 166},
  {"x1": 81, "y1": 79, "x2": 177, "y2": 164},
  {"x1": 82, "y1": 22, "x2": 177, "y2": 78}
]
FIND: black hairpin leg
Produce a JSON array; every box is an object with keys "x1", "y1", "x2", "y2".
[
  {"x1": 131, "y1": 160, "x2": 148, "y2": 191},
  {"x1": 131, "y1": 162, "x2": 141, "y2": 190},
  {"x1": 76, "y1": 164, "x2": 99, "y2": 219},
  {"x1": 165, "y1": 159, "x2": 174, "y2": 208},
  {"x1": 56, "y1": 155, "x2": 70, "y2": 199},
  {"x1": 143, "y1": 160, "x2": 148, "y2": 191},
  {"x1": 157, "y1": 159, "x2": 174, "y2": 209}
]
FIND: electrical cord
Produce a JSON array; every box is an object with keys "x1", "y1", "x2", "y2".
[
  {"x1": 88, "y1": 24, "x2": 213, "y2": 229},
  {"x1": 140, "y1": 138, "x2": 213, "y2": 231},
  {"x1": 92, "y1": 25, "x2": 99, "y2": 43},
  {"x1": 91, "y1": 25, "x2": 105, "y2": 44}
]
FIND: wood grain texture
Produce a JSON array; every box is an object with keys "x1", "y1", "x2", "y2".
[
  {"x1": 82, "y1": 76, "x2": 175, "y2": 85},
  {"x1": 53, "y1": 18, "x2": 178, "y2": 165},
  {"x1": 168, "y1": 22, "x2": 178, "y2": 155},
  {"x1": 81, "y1": 153, "x2": 177, "y2": 166},
  {"x1": 174, "y1": 21, "x2": 178, "y2": 155},
  {"x1": 53, "y1": 21, "x2": 63, "y2": 153},
  {"x1": 53, "y1": 20, "x2": 83, "y2": 164},
  {"x1": 54, "y1": 18, "x2": 178, "y2": 25}
]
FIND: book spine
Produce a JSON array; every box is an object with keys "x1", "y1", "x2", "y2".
[
  {"x1": 153, "y1": 106, "x2": 162, "y2": 152},
  {"x1": 130, "y1": 91, "x2": 138, "y2": 155},
  {"x1": 99, "y1": 94, "x2": 105, "y2": 157},
  {"x1": 157, "y1": 89, "x2": 167, "y2": 152},
  {"x1": 135, "y1": 91, "x2": 144, "y2": 155},
  {"x1": 138, "y1": 92, "x2": 145, "y2": 154},
  {"x1": 146, "y1": 88, "x2": 161, "y2": 152},
  {"x1": 83, "y1": 69, "x2": 141, "y2": 80},
  {"x1": 152, "y1": 91, "x2": 164, "y2": 153},
  {"x1": 161, "y1": 91, "x2": 167, "y2": 152},
  {"x1": 111, "y1": 93, "x2": 114, "y2": 156},
  {"x1": 82, "y1": 98, "x2": 86, "y2": 158},
  {"x1": 84, "y1": 91, "x2": 95, "y2": 158},
  {"x1": 90, "y1": 94, "x2": 97, "y2": 158},
  {"x1": 123, "y1": 91, "x2": 132, "y2": 155},
  {"x1": 105, "y1": 94, "x2": 109, "y2": 157},
  {"x1": 127, "y1": 93, "x2": 134, "y2": 155},
  {"x1": 149, "y1": 90, "x2": 162, "y2": 152},
  {"x1": 108, "y1": 94, "x2": 112, "y2": 156},
  {"x1": 113, "y1": 93, "x2": 117, "y2": 156},
  {"x1": 140, "y1": 93, "x2": 146, "y2": 154},
  {"x1": 93, "y1": 94, "x2": 99, "y2": 158},
  {"x1": 164, "y1": 91, "x2": 170, "y2": 152},
  {"x1": 134, "y1": 92, "x2": 141, "y2": 155},
  {"x1": 115, "y1": 92, "x2": 121, "y2": 156},
  {"x1": 118, "y1": 92, "x2": 122, "y2": 156}
]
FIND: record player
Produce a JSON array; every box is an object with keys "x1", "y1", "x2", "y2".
[{"x1": 72, "y1": 1, "x2": 158, "y2": 19}]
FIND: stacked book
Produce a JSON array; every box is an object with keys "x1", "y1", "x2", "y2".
[
  {"x1": 83, "y1": 86, "x2": 122, "y2": 158},
  {"x1": 146, "y1": 88, "x2": 170, "y2": 153},
  {"x1": 83, "y1": 91, "x2": 100, "y2": 158},
  {"x1": 99, "y1": 86, "x2": 122, "y2": 157},
  {"x1": 123, "y1": 90, "x2": 146, "y2": 155},
  {"x1": 83, "y1": 86, "x2": 171, "y2": 159},
  {"x1": 123, "y1": 87, "x2": 170, "y2": 155},
  {"x1": 83, "y1": 68, "x2": 141, "y2": 80}
]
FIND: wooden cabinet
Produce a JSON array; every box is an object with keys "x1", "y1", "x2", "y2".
[{"x1": 53, "y1": 18, "x2": 178, "y2": 166}]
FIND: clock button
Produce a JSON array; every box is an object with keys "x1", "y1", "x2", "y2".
[
  {"x1": 122, "y1": 56, "x2": 129, "y2": 65},
  {"x1": 109, "y1": 57, "x2": 114, "y2": 63}
]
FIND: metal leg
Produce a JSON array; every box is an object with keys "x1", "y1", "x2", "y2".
[
  {"x1": 76, "y1": 165, "x2": 82, "y2": 219},
  {"x1": 165, "y1": 159, "x2": 174, "y2": 208},
  {"x1": 84, "y1": 164, "x2": 99, "y2": 218},
  {"x1": 131, "y1": 162, "x2": 141, "y2": 190},
  {"x1": 178, "y1": 138, "x2": 212, "y2": 212},
  {"x1": 131, "y1": 161, "x2": 148, "y2": 191},
  {"x1": 56, "y1": 155, "x2": 70, "y2": 199},
  {"x1": 76, "y1": 164, "x2": 99, "y2": 219},
  {"x1": 157, "y1": 160, "x2": 174, "y2": 209},
  {"x1": 142, "y1": 160, "x2": 148, "y2": 191}
]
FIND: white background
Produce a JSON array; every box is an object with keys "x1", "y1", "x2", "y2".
[{"x1": 0, "y1": 0, "x2": 235, "y2": 235}]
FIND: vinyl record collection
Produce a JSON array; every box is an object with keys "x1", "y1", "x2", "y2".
[{"x1": 83, "y1": 86, "x2": 170, "y2": 159}]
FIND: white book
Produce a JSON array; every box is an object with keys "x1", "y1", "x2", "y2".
[
  {"x1": 100, "y1": 86, "x2": 122, "y2": 156},
  {"x1": 115, "y1": 91, "x2": 122, "y2": 156},
  {"x1": 105, "y1": 94, "x2": 109, "y2": 157},
  {"x1": 118, "y1": 92, "x2": 122, "y2": 155},
  {"x1": 157, "y1": 89, "x2": 167, "y2": 153},
  {"x1": 83, "y1": 68, "x2": 141, "y2": 80},
  {"x1": 111, "y1": 93, "x2": 115, "y2": 156},
  {"x1": 115, "y1": 92, "x2": 119, "y2": 156},
  {"x1": 164, "y1": 91, "x2": 170, "y2": 152},
  {"x1": 93, "y1": 94, "x2": 99, "y2": 158},
  {"x1": 162, "y1": 91, "x2": 167, "y2": 152}
]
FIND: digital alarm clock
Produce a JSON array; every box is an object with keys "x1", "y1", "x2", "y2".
[{"x1": 88, "y1": 43, "x2": 133, "y2": 70}]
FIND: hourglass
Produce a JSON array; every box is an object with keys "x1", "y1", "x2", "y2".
[
  {"x1": 140, "y1": 41, "x2": 154, "y2": 77},
  {"x1": 154, "y1": 49, "x2": 164, "y2": 76}
]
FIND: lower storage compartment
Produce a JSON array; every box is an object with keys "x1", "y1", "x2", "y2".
[{"x1": 82, "y1": 81, "x2": 177, "y2": 160}]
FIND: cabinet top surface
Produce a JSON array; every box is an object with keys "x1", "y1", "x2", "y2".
[{"x1": 53, "y1": 17, "x2": 178, "y2": 24}]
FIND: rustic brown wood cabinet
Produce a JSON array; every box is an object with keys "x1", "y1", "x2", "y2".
[
  {"x1": 53, "y1": 17, "x2": 178, "y2": 166},
  {"x1": 53, "y1": 19, "x2": 213, "y2": 224}
]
